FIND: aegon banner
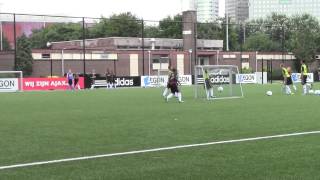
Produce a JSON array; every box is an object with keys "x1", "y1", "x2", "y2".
[
  {"x1": 0, "y1": 78, "x2": 19, "y2": 92},
  {"x1": 23, "y1": 77, "x2": 84, "y2": 91},
  {"x1": 291, "y1": 73, "x2": 314, "y2": 83},
  {"x1": 141, "y1": 75, "x2": 192, "y2": 87},
  {"x1": 236, "y1": 74, "x2": 257, "y2": 84}
]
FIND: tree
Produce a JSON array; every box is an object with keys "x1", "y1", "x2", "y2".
[
  {"x1": 89, "y1": 12, "x2": 142, "y2": 38},
  {"x1": 16, "y1": 34, "x2": 33, "y2": 76},
  {"x1": 30, "y1": 23, "x2": 83, "y2": 48},
  {"x1": 158, "y1": 14, "x2": 183, "y2": 39},
  {"x1": 2, "y1": 37, "x2": 11, "y2": 50},
  {"x1": 243, "y1": 32, "x2": 281, "y2": 51},
  {"x1": 287, "y1": 14, "x2": 320, "y2": 69},
  {"x1": 197, "y1": 22, "x2": 223, "y2": 39}
]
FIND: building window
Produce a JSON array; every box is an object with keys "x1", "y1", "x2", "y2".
[{"x1": 41, "y1": 53, "x2": 51, "y2": 59}]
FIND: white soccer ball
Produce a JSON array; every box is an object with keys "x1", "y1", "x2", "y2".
[
  {"x1": 266, "y1": 91, "x2": 273, "y2": 96},
  {"x1": 309, "y1": 90, "x2": 314, "y2": 94},
  {"x1": 218, "y1": 86, "x2": 223, "y2": 92},
  {"x1": 314, "y1": 90, "x2": 320, "y2": 95}
]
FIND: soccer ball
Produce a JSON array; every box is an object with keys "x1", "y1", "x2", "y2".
[
  {"x1": 266, "y1": 91, "x2": 273, "y2": 96},
  {"x1": 218, "y1": 86, "x2": 223, "y2": 92},
  {"x1": 309, "y1": 90, "x2": 314, "y2": 94}
]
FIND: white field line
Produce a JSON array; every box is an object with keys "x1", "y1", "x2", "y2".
[{"x1": 1, "y1": 131, "x2": 319, "y2": 170}]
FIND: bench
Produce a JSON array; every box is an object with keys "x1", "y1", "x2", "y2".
[{"x1": 91, "y1": 80, "x2": 108, "y2": 89}]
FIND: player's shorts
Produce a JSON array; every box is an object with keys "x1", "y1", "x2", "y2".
[
  {"x1": 74, "y1": 79, "x2": 79, "y2": 85},
  {"x1": 204, "y1": 79, "x2": 212, "y2": 89},
  {"x1": 301, "y1": 75, "x2": 307, "y2": 85},
  {"x1": 166, "y1": 82, "x2": 171, "y2": 89},
  {"x1": 68, "y1": 79, "x2": 73, "y2": 86},
  {"x1": 170, "y1": 84, "x2": 179, "y2": 94},
  {"x1": 286, "y1": 77, "x2": 293, "y2": 85}
]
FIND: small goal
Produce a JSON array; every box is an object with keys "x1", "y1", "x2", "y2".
[
  {"x1": 194, "y1": 65, "x2": 243, "y2": 100},
  {"x1": 0, "y1": 71, "x2": 23, "y2": 92}
]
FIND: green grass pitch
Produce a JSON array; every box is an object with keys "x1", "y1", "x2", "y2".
[{"x1": 0, "y1": 84, "x2": 320, "y2": 180}]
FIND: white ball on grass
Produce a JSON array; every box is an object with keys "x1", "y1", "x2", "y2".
[
  {"x1": 266, "y1": 91, "x2": 273, "y2": 96},
  {"x1": 314, "y1": 90, "x2": 320, "y2": 95},
  {"x1": 309, "y1": 90, "x2": 314, "y2": 94},
  {"x1": 217, "y1": 86, "x2": 223, "y2": 92}
]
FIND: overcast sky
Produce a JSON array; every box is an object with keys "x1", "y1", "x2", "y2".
[{"x1": 0, "y1": 0, "x2": 225, "y2": 21}]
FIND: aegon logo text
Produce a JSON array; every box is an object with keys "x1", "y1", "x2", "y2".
[
  {"x1": 0, "y1": 80, "x2": 15, "y2": 89},
  {"x1": 210, "y1": 75, "x2": 230, "y2": 84},
  {"x1": 115, "y1": 78, "x2": 134, "y2": 86}
]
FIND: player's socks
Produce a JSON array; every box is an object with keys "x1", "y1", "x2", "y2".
[
  {"x1": 303, "y1": 85, "x2": 307, "y2": 94},
  {"x1": 178, "y1": 93, "x2": 182, "y2": 102},
  {"x1": 167, "y1": 93, "x2": 173, "y2": 101},
  {"x1": 293, "y1": 85, "x2": 297, "y2": 91},
  {"x1": 163, "y1": 88, "x2": 168, "y2": 97},
  {"x1": 286, "y1": 85, "x2": 292, "y2": 95},
  {"x1": 210, "y1": 89, "x2": 215, "y2": 98}
]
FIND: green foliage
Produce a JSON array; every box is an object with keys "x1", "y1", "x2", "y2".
[
  {"x1": 16, "y1": 34, "x2": 33, "y2": 76},
  {"x1": 2, "y1": 37, "x2": 11, "y2": 50},
  {"x1": 158, "y1": 14, "x2": 183, "y2": 39},
  {"x1": 30, "y1": 23, "x2": 83, "y2": 48},
  {"x1": 89, "y1": 12, "x2": 142, "y2": 38},
  {"x1": 197, "y1": 23, "x2": 223, "y2": 39},
  {"x1": 243, "y1": 32, "x2": 281, "y2": 51},
  {"x1": 287, "y1": 14, "x2": 320, "y2": 69},
  {"x1": 241, "y1": 67, "x2": 253, "y2": 73}
]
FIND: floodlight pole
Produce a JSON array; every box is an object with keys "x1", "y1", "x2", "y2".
[
  {"x1": 13, "y1": 13, "x2": 17, "y2": 70},
  {"x1": 61, "y1": 48, "x2": 65, "y2": 76},
  {"x1": 148, "y1": 50, "x2": 151, "y2": 76},
  {"x1": 189, "y1": 49, "x2": 192, "y2": 75},
  {"x1": 82, "y1": 17, "x2": 86, "y2": 75},
  {"x1": 141, "y1": 19, "x2": 145, "y2": 76}
]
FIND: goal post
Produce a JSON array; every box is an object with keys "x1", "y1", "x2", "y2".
[
  {"x1": 0, "y1": 71, "x2": 23, "y2": 92},
  {"x1": 194, "y1": 65, "x2": 244, "y2": 100}
]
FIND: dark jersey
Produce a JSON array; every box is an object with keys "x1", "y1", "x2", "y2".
[{"x1": 106, "y1": 73, "x2": 112, "y2": 83}]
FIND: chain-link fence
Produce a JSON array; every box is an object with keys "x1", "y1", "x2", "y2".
[{"x1": 1, "y1": 12, "x2": 319, "y2": 83}]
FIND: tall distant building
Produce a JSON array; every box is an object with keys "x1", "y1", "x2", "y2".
[
  {"x1": 249, "y1": 0, "x2": 320, "y2": 20},
  {"x1": 226, "y1": 0, "x2": 249, "y2": 23},
  {"x1": 196, "y1": 0, "x2": 219, "y2": 22}
]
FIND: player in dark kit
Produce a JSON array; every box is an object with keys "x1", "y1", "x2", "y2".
[
  {"x1": 106, "y1": 70, "x2": 113, "y2": 89},
  {"x1": 166, "y1": 68, "x2": 184, "y2": 103},
  {"x1": 162, "y1": 65, "x2": 173, "y2": 98},
  {"x1": 73, "y1": 73, "x2": 80, "y2": 90}
]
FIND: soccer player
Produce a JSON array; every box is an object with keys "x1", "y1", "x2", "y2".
[
  {"x1": 280, "y1": 63, "x2": 294, "y2": 95},
  {"x1": 106, "y1": 70, "x2": 113, "y2": 89},
  {"x1": 66, "y1": 69, "x2": 74, "y2": 90},
  {"x1": 111, "y1": 71, "x2": 117, "y2": 88},
  {"x1": 300, "y1": 60, "x2": 311, "y2": 95},
  {"x1": 162, "y1": 65, "x2": 173, "y2": 98},
  {"x1": 166, "y1": 68, "x2": 184, "y2": 103},
  {"x1": 203, "y1": 69, "x2": 215, "y2": 100},
  {"x1": 73, "y1": 73, "x2": 80, "y2": 90}
]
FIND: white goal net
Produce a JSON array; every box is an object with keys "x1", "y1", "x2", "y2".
[
  {"x1": 0, "y1": 71, "x2": 23, "y2": 92},
  {"x1": 194, "y1": 65, "x2": 243, "y2": 100}
]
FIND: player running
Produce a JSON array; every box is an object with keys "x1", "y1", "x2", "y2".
[
  {"x1": 280, "y1": 63, "x2": 294, "y2": 95},
  {"x1": 166, "y1": 68, "x2": 184, "y2": 103},
  {"x1": 203, "y1": 69, "x2": 215, "y2": 100},
  {"x1": 162, "y1": 65, "x2": 173, "y2": 98}
]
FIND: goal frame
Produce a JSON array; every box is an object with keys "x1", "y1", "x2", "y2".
[
  {"x1": 0, "y1": 71, "x2": 24, "y2": 92},
  {"x1": 194, "y1": 65, "x2": 244, "y2": 100}
]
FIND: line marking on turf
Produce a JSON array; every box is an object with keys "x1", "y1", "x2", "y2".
[{"x1": 1, "y1": 130, "x2": 320, "y2": 170}]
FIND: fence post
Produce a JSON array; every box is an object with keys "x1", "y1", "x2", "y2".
[
  {"x1": 82, "y1": 17, "x2": 86, "y2": 75},
  {"x1": 14, "y1": 13, "x2": 17, "y2": 70}
]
